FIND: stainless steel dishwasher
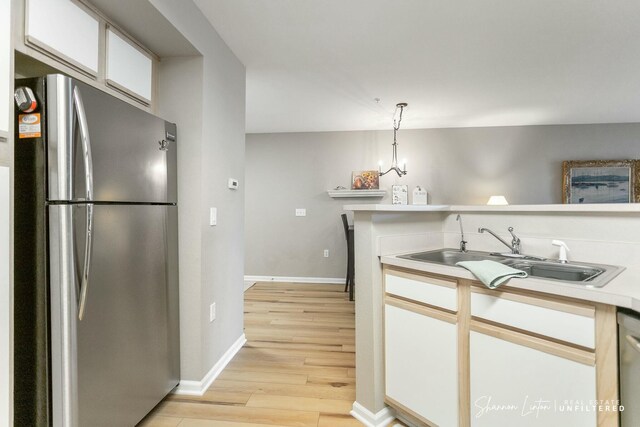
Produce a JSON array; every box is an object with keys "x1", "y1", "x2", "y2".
[{"x1": 619, "y1": 310, "x2": 640, "y2": 426}]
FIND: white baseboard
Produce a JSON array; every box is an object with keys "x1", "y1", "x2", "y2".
[
  {"x1": 350, "y1": 402, "x2": 396, "y2": 427},
  {"x1": 244, "y1": 275, "x2": 345, "y2": 285},
  {"x1": 173, "y1": 333, "x2": 246, "y2": 396}
]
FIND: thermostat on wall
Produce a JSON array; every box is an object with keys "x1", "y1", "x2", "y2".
[{"x1": 228, "y1": 178, "x2": 239, "y2": 190}]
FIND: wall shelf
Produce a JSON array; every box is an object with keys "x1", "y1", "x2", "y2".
[{"x1": 327, "y1": 189, "x2": 387, "y2": 198}]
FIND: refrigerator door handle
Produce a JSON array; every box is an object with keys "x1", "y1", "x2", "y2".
[
  {"x1": 77, "y1": 203, "x2": 93, "y2": 320},
  {"x1": 73, "y1": 86, "x2": 94, "y2": 201},
  {"x1": 626, "y1": 334, "x2": 640, "y2": 353},
  {"x1": 73, "y1": 86, "x2": 94, "y2": 320}
]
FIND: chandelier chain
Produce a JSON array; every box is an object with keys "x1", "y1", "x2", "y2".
[{"x1": 379, "y1": 102, "x2": 408, "y2": 178}]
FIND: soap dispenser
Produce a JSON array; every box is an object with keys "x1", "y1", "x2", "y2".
[{"x1": 552, "y1": 240, "x2": 570, "y2": 263}]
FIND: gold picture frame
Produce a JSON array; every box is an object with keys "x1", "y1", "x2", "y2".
[{"x1": 562, "y1": 160, "x2": 640, "y2": 204}]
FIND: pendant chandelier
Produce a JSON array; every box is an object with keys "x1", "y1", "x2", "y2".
[{"x1": 378, "y1": 102, "x2": 408, "y2": 177}]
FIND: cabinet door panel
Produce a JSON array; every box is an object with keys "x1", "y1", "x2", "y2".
[
  {"x1": 0, "y1": 0, "x2": 9, "y2": 134},
  {"x1": 385, "y1": 303, "x2": 458, "y2": 426},
  {"x1": 470, "y1": 331, "x2": 597, "y2": 427},
  {"x1": 26, "y1": 0, "x2": 100, "y2": 74},
  {"x1": 0, "y1": 167, "x2": 9, "y2": 426},
  {"x1": 106, "y1": 28, "x2": 153, "y2": 103}
]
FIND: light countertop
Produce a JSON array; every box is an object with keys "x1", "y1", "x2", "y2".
[
  {"x1": 346, "y1": 203, "x2": 640, "y2": 213},
  {"x1": 344, "y1": 204, "x2": 449, "y2": 212},
  {"x1": 382, "y1": 253, "x2": 640, "y2": 313}
]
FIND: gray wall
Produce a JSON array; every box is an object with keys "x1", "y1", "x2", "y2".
[
  {"x1": 246, "y1": 123, "x2": 640, "y2": 279},
  {"x1": 153, "y1": 0, "x2": 246, "y2": 382}
]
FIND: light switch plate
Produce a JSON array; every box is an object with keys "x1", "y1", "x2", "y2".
[
  {"x1": 228, "y1": 178, "x2": 239, "y2": 190},
  {"x1": 209, "y1": 303, "x2": 216, "y2": 322},
  {"x1": 209, "y1": 207, "x2": 217, "y2": 226},
  {"x1": 295, "y1": 208, "x2": 306, "y2": 217}
]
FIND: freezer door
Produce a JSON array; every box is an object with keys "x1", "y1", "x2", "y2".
[
  {"x1": 46, "y1": 74, "x2": 177, "y2": 204},
  {"x1": 49, "y1": 204, "x2": 179, "y2": 427}
]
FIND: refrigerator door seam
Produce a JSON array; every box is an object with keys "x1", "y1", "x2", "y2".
[{"x1": 49, "y1": 205, "x2": 79, "y2": 427}]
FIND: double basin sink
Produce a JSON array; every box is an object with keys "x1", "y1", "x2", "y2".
[{"x1": 398, "y1": 249, "x2": 624, "y2": 288}]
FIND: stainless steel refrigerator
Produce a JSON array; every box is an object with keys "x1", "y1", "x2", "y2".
[
  {"x1": 619, "y1": 309, "x2": 640, "y2": 426},
  {"x1": 14, "y1": 74, "x2": 180, "y2": 427}
]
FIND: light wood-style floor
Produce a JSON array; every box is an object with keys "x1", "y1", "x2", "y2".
[{"x1": 139, "y1": 282, "x2": 364, "y2": 427}]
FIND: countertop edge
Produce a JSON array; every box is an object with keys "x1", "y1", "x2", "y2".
[
  {"x1": 381, "y1": 254, "x2": 640, "y2": 312},
  {"x1": 345, "y1": 203, "x2": 640, "y2": 213},
  {"x1": 345, "y1": 204, "x2": 449, "y2": 212}
]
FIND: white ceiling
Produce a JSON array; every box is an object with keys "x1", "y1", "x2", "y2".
[{"x1": 194, "y1": 0, "x2": 640, "y2": 133}]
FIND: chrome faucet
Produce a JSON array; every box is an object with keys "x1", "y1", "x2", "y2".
[
  {"x1": 478, "y1": 226, "x2": 521, "y2": 254},
  {"x1": 456, "y1": 214, "x2": 467, "y2": 252},
  {"x1": 508, "y1": 227, "x2": 521, "y2": 254}
]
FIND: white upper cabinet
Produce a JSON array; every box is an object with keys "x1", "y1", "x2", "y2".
[
  {"x1": 0, "y1": 0, "x2": 10, "y2": 134},
  {"x1": 26, "y1": 0, "x2": 100, "y2": 75},
  {"x1": 24, "y1": 0, "x2": 155, "y2": 107},
  {"x1": 106, "y1": 28, "x2": 153, "y2": 103}
]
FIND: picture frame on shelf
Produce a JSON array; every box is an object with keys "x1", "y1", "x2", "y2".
[
  {"x1": 392, "y1": 185, "x2": 408, "y2": 205},
  {"x1": 562, "y1": 159, "x2": 640, "y2": 204},
  {"x1": 412, "y1": 186, "x2": 428, "y2": 205},
  {"x1": 351, "y1": 170, "x2": 379, "y2": 190}
]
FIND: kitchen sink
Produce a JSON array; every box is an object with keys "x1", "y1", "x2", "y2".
[
  {"x1": 501, "y1": 260, "x2": 603, "y2": 282},
  {"x1": 397, "y1": 248, "x2": 624, "y2": 287},
  {"x1": 399, "y1": 249, "x2": 508, "y2": 265}
]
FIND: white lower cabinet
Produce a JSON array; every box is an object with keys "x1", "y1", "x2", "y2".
[
  {"x1": 0, "y1": 167, "x2": 9, "y2": 425},
  {"x1": 470, "y1": 330, "x2": 597, "y2": 427},
  {"x1": 385, "y1": 301, "x2": 459, "y2": 426},
  {"x1": 383, "y1": 268, "x2": 616, "y2": 427}
]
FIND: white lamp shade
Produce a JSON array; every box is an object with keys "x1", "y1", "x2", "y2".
[{"x1": 487, "y1": 195, "x2": 509, "y2": 205}]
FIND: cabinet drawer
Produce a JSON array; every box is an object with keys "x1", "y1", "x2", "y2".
[
  {"x1": 385, "y1": 269, "x2": 457, "y2": 312},
  {"x1": 471, "y1": 288, "x2": 595, "y2": 349}
]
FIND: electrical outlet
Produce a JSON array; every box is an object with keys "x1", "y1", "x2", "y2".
[
  {"x1": 209, "y1": 303, "x2": 216, "y2": 322},
  {"x1": 295, "y1": 208, "x2": 306, "y2": 217},
  {"x1": 323, "y1": 249, "x2": 329, "y2": 257}
]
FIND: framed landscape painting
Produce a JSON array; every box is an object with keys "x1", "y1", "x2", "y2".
[{"x1": 562, "y1": 160, "x2": 640, "y2": 204}]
